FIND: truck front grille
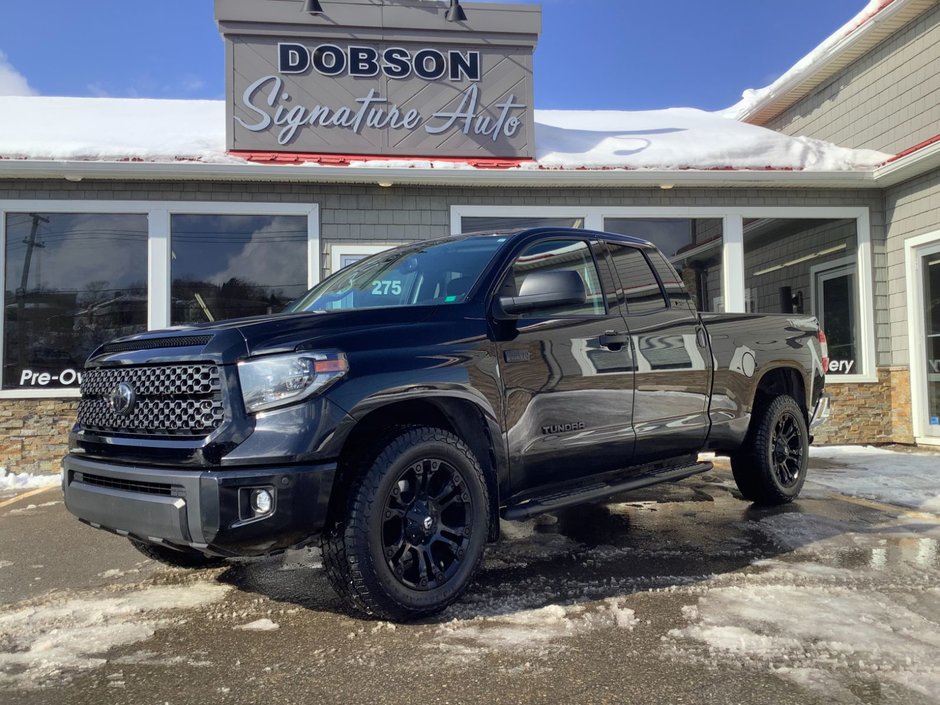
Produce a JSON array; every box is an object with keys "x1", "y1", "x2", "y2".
[
  {"x1": 76, "y1": 471, "x2": 175, "y2": 496},
  {"x1": 77, "y1": 364, "x2": 224, "y2": 438}
]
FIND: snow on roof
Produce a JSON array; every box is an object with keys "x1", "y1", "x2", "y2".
[
  {"x1": 533, "y1": 108, "x2": 887, "y2": 170},
  {"x1": 721, "y1": 0, "x2": 897, "y2": 121},
  {"x1": 0, "y1": 95, "x2": 890, "y2": 172}
]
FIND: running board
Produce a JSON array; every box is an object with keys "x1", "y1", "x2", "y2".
[{"x1": 502, "y1": 462, "x2": 713, "y2": 521}]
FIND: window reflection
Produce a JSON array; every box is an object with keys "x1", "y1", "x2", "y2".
[
  {"x1": 3, "y1": 212, "x2": 148, "y2": 389},
  {"x1": 743, "y1": 218, "x2": 860, "y2": 375},
  {"x1": 604, "y1": 218, "x2": 723, "y2": 312},
  {"x1": 170, "y1": 215, "x2": 308, "y2": 324}
]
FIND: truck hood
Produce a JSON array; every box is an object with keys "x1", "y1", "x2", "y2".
[{"x1": 91, "y1": 307, "x2": 442, "y2": 366}]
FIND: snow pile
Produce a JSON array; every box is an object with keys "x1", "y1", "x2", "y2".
[
  {"x1": 0, "y1": 96, "x2": 229, "y2": 163},
  {"x1": 667, "y1": 581, "x2": 940, "y2": 702},
  {"x1": 0, "y1": 583, "x2": 229, "y2": 689},
  {"x1": 434, "y1": 598, "x2": 637, "y2": 661},
  {"x1": 0, "y1": 468, "x2": 61, "y2": 492},
  {"x1": 808, "y1": 445, "x2": 940, "y2": 513},
  {"x1": 722, "y1": 0, "x2": 894, "y2": 120},
  {"x1": 533, "y1": 108, "x2": 889, "y2": 170},
  {"x1": 0, "y1": 96, "x2": 890, "y2": 171},
  {"x1": 234, "y1": 618, "x2": 279, "y2": 631}
]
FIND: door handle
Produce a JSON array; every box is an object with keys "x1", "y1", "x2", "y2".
[{"x1": 599, "y1": 331, "x2": 630, "y2": 349}]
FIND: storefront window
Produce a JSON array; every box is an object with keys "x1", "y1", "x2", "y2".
[
  {"x1": 461, "y1": 216, "x2": 584, "y2": 232},
  {"x1": 743, "y1": 218, "x2": 861, "y2": 376},
  {"x1": 171, "y1": 214, "x2": 308, "y2": 324},
  {"x1": 604, "y1": 218, "x2": 723, "y2": 312},
  {"x1": 3, "y1": 212, "x2": 148, "y2": 390}
]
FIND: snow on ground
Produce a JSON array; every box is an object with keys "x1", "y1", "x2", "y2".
[
  {"x1": 0, "y1": 469, "x2": 61, "y2": 492},
  {"x1": 665, "y1": 549, "x2": 940, "y2": 704},
  {"x1": 434, "y1": 598, "x2": 637, "y2": 662},
  {"x1": 668, "y1": 581, "x2": 940, "y2": 703},
  {"x1": 7, "y1": 501, "x2": 61, "y2": 516},
  {"x1": 0, "y1": 96, "x2": 890, "y2": 171},
  {"x1": 721, "y1": 0, "x2": 894, "y2": 120},
  {"x1": 808, "y1": 445, "x2": 940, "y2": 513},
  {"x1": 0, "y1": 582, "x2": 229, "y2": 689},
  {"x1": 234, "y1": 618, "x2": 279, "y2": 631}
]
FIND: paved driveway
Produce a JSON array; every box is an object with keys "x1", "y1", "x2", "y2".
[{"x1": 2, "y1": 461, "x2": 939, "y2": 705}]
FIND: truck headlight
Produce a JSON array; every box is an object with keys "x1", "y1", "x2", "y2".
[{"x1": 237, "y1": 351, "x2": 348, "y2": 413}]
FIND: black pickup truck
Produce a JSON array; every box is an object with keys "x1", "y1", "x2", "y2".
[{"x1": 63, "y1": 228, "x2": 829, "y2": 620}]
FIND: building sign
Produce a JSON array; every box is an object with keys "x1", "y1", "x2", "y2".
[{"x1": 215, "y1": 0, "x2": 540, "y2": 160}]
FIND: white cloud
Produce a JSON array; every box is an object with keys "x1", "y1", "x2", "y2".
[{"x1": 0, "y1": 50, "x2": 36, "y2": 96}]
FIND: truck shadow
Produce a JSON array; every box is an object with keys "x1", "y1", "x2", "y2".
[{"x1": 214, "y1": 472, "x2": 931, "y2": 622}]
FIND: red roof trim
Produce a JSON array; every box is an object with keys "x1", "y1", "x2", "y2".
[
  {"x1": 883, "y1": 132, "x2": 940, "y2": 164},
  {"x1": 229, "y1": 150, "x2": 533, "y2": 169}
]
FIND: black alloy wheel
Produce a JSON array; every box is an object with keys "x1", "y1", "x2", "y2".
[
  {"x1": 730, "y1": 394, "x2": 809, "y2": 505},
  {"x1": 382, "y1": 458, "x2": 473, "y2": 591},
  {"x1": 321, "y1": 426, "x2": 489, "y2": 621},
  {"x1": 771, "y1": 411, "x2": 804, "y2": 488}
]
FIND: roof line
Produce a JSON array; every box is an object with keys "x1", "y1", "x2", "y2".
[
  {"x1": 0, "y1": 159, "x2": 877, "y2": 188},
  {"x1": 733, "y1": 0, "x2": 924, "y2": 125},
  {"x1": 874, "y1": 133, "x2": 940, "y2": 187}
]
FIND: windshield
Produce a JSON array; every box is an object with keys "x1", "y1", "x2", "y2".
[{"x1": 287, "y1": 235, "x2": 508, "y2": 313}]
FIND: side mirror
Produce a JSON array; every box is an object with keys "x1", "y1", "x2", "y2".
[{"x1": 498, "y1": 270, "x2": 586, "y2": 316}]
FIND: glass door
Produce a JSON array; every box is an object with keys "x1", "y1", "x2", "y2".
[
  {"x1": 813, "y1": 260, "x2": 859, "y2": 377},
  {"x1": 922, "y1": 246, "x2": 940, "y2": 437}
]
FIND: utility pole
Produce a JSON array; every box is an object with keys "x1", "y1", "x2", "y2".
[{"x1": 16, "y1": 214, "x2": 49, "y2": 373}]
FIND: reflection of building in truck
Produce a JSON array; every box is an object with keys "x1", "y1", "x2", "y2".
[{"x1": 63, "y1": 228, "x2": 830, "y2": 622}]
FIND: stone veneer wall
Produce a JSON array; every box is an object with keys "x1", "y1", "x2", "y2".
[
  {"x1": 813, "y1": 367, "x2": 913, "y2": 445},
  {"x1": 0, "y1": 399, "x2": 78, "y2": 475}
]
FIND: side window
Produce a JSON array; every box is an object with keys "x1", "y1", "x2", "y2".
[
  {"x1": 646, "y1": 249, "x2": 693, "y2": 307},
  {"x1": 606, "y1": 243, "x2": 668, "y2": 314},
  {"x1": 507, "y1": 239, "x2": 605, "y2": 317}
]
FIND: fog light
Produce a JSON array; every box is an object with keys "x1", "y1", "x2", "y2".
[{"x1": 250, "y1": 489, "x2": 274, "y2": 516}]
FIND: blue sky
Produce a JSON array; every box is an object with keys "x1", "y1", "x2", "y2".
[{"x1": 0, "y1": 0, "x2": 864, "y2": 111}]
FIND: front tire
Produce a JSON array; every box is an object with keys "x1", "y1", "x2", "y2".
[
  {"x1": 731, "y1": 395, "x2": 809, "y2": 505},
  {"x1": 128, "y1": 538, "x2": 226, "y2": 568},
  {"x1": 321, "y1": 426, "x2": 490, "y2": 621}
]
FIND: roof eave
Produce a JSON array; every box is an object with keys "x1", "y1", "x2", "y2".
[
  {"x1": 874, "y1": 138, "x2": 940, "y2": 187},
  {"x1": 0, "y1": 159, "x2": 878, "y2": 189},
  {"x1": 738, "y1": 0, "x2": 933, "y2": 125}
]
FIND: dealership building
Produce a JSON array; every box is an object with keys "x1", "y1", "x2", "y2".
[{"x1": 0, "y1": 0, "x2": 939, "y2": 474}]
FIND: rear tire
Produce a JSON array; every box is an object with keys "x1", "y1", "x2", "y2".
[
  {"x1": 731, "y1": 395, "x2": 808, "y2": 505},
  {"x1": 321, "y1": 426, "x2": 489, "y2": 622},
  {"x1": 128, "y1": 538, "x2": 226, "y2": 568}
]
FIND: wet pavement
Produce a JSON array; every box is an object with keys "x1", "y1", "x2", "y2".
[{"x1": 2, "y1": 462, "x2": 939, "y2": 705}]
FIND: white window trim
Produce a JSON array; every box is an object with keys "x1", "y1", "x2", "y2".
[
  {"x1": 0, "y1": 200, "x2": 320, "y2": 399},
  {"x1": 904, "y1": 229, "x2": 940, "y2": 446},
  {"x1": 451, "y1": 205, "x2": 876, "y2": 383},
  {"x1": 328, "y1": 243, "x2": 395, "y2": 277}
]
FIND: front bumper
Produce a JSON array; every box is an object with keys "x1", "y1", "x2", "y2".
[{"x1": 62, "y1": 455, "x2": 336, "y2": 556}]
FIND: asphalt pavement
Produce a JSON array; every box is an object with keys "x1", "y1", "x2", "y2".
[{"x1": 2, "y1": 462, "x2": 939, "y2": 705}]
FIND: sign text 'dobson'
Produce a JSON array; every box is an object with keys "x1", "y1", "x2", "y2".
[{"x1": 278, "y1": 43, "x2": 482, "y2": 82}]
